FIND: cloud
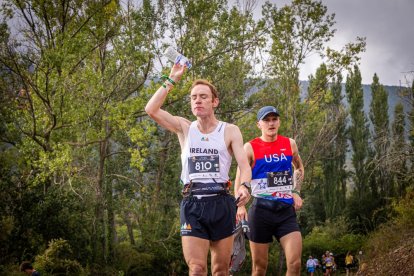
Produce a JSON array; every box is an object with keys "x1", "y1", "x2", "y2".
[
  {"x1": 251, "y1": 0, "x2": 414, "y2": 85},
  {"x1": 325, "y1": 0, "x2": 414, "y2": 85}
]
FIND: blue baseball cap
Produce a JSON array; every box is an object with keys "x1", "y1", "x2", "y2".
[{"x1": 257, "y1": 106, "x2": 280, "y2": 121}]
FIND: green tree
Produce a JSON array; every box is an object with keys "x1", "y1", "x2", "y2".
[
  {"x1": 0, "y1": 0, "x2": 158, "y2": 267},
  {"x1": 261, "y1": 0, "x2": 336, "y2": 137},
  {"x1": 303, "y1": 217, "x2": 366, "y2": 260},
  {"x1": 300, "y1": 64, "x2": 331, "y2": 229},
  {"x1": 369, "y1": 73, "x2": 391, "y2": 198},
  {"x1": 322, "y1": 73, "x2": 347, "y2": 219},
  {"x1": 300, "y1": 67, "x2": 348, "y2": 232},
  {"x1": 345, "y1": 65, "x2": 381, "y2": 233},
  {"x1": 409, "y1": 80, "x2": 414, "y2": 180},
  {"x1": 346, "y1": 65, "x2": 370, "y2": 199},
  {"x1": 162, "y1": 0, "x2": 264, "y2": 121},
  {"x1": 390, "y1": 103, "x2": 409, "y2": 196},
  {"x1": 0, "y1": 0, "x2": 111, "y2": 263}
]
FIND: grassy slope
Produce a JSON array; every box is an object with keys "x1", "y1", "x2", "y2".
[{"x1": 356, "y1": 190, "x2": 414, "y2": 276}]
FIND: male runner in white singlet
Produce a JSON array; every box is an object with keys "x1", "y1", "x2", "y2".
[{"x1": 145, "y1": 63, "x2": 251, "y2": 276}]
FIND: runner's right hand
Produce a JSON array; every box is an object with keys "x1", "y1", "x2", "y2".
[
  {"x1": 236, "y1": 206, "x2": 248, "y2": 224},
  {"x1": 236, "y1": 185, "x2": 250, "y2": 207},
  {"x1": 169, "y1": 63, "x2": 186, "y2": 83}
]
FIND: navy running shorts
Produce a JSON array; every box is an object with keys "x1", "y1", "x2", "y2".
[
  {"x1": 180, "y1": 194, "x2": 237, "y2": 241},
  {"x1": 247, "y1": 197, "x2": 300, "y2": 243}
]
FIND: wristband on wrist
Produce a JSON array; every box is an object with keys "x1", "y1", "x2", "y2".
[
  {"x1": 166, "y1": 77, "x2": 176, "y2": 85},
  {"x1": 291, "y1": 189, "x2": 301, "y2": 196},
  {"x1": 161, "y1": 74, "x2": 176, "y2": 85},
  {"x1": 241, "y1": 182, "x2": 251, "y2": 189},
  {"x1": 161, "y1": 81, "x2": 173, "y2": 90}
]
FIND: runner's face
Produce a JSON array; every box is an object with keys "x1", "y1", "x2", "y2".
[
  {"x1": 190, "y1": 84, "x2": 218, "y2": 117},
  {"x1": 257, "y1": 114, "x2": 280, "y2": 136}
]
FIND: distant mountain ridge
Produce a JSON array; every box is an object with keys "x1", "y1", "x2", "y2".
[
  {"x1": 298, "y1": 81, "x2": 412, "y2": 176},
  {"x1": 299, "y1": 81, "x2": 412, "y2": 122}
]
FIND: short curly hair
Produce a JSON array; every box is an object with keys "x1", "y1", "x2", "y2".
[{"x1": 20, "y1": 261, "x2": 33, "y2": 271}]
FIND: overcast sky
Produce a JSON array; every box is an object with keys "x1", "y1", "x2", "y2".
[
  {"x1": 3, "y1": 0, "x2": 413, "y2": 86},
  {"x1": 252, "y1": 0, "x2": 414, "y2": 86}
]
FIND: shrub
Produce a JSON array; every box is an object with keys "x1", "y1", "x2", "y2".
[
  {"x1": 303, "y1": 217, "x2": 365, "y2": 259},
  {"x1": 0, "y1": 263, "x2": 25, "y2": 276},
  {"x1": 114, "y1": 243, "x2": 155, "y2": 275},
  {"x1": 35, "y1": 238, "x2": 85, "y2": 275},
  {"x1": 363, "y1": 189, "x2": 414, "y2": 258}
]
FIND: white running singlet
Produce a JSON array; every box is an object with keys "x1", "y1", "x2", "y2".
[{"x1": 180, "y1": 121, "x2": 232, "y2": 184}]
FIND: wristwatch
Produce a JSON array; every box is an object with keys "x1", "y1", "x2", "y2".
[{"x1": 241, "y1": 182, "x2": 251, "y2": 189}]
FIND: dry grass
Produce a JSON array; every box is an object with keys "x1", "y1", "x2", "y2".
[{"x1": 356, "y1": 190, "x2": 414, "y2": 276}]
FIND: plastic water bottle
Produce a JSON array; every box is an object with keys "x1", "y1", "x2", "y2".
[
  {"x1": 241, "y1": 220, "x2": 250, "y2": 233},
  {"x1": 163, "y1": 46, "x2": 192, "y2": 69}
]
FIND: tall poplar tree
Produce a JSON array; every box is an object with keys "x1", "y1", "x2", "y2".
[
  {"x1": 391, "y1": 103, "x2": 409, "y2": 196},
  {"x1": 409, "y1": 80, "x2": 414, "y2": 176},
  {"x1": 369, "y1": 73, "x2": 391, "y2": 198},
  {"x1": 346, "y1": 65, "x2": 370, "y2": 199},
  {"x1": 345, "y1": 65, "x2": 378, "y2": 233},
  {"x1": 323, "y1": 73, "x2": 347, "y2": 218},
  {"x1": 300, "y1": 64, "x2": 330, "y2": 228},
  {"x1": 303, "y1": 68, "x2": 348, "y2": 225}
]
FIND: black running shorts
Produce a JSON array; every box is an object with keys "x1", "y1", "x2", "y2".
[
  {"x1": 247, "y1": 197, "x2": 300, "y2": 243},
  {"x1": 180, "y1": 194, "x2": 237, "y2": 241}
]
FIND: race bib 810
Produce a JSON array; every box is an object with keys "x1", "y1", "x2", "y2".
[{"x1": 188, "y1": 155, "x2": 220, "y2": 179}]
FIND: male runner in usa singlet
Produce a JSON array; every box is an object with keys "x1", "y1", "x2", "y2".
[
  {"x1": 235, "y1": 106, "x2": 305, "y2": 276},
  {"x1": 145, "y1": 63, "x2": 251, "y2": 276}
]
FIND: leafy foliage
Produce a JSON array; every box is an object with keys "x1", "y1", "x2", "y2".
[
  {"x1": 114, "y1": 243, "x2": 155, "y2": 275},
  {"x1": 369, "y1": 73, "x2": 392, "y2": 198},
  {"x1": 0, "y1": 0, "x2": 411, "y2": 274},
  {"x1": 346, "y1": 65, "x2": 371, "y2": 200},
  {"x1": 303, "y1": 217, "x2": 366, "y2": 260},
  {"x1": 35, "y1": 239, "x2": 85, "y2": 275},
  {"x1": 362, "y1": 189, "x2": 414, "y2": 260}
]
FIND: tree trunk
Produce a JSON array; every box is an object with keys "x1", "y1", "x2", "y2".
[
  {"x1": 107, "y1": 176, "x2": 115, "y2": 262},
  {"x1": 123, "y1": 210, "x2": 135, "y2": 245},
  {"x1": 92, "y1": 138, "x2": 109, "y2": 264}
]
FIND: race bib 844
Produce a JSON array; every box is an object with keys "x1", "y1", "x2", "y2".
[{"x1": 266, "y1": 170, "x2": 292, "y2": 192}]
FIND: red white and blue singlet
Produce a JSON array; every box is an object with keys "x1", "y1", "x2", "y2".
[{"x1": 250, "y1": 135, "x2": 294, "y2": 205}]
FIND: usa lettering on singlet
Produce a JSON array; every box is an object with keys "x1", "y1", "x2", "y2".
[
  {"x1": 181, "y1": 121, "x2": 232, "y2": 184},
  {"x1": 249, "y1": 136, "x2": 294, "y2": 204}
]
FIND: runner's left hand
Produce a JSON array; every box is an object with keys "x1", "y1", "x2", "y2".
[{"x1": 293, "y1": 193, "x2": 303, "y2": 210}]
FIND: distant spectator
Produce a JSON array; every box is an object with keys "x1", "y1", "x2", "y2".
[
  {"x1": 345, "y1": 251, "x2": 354, "y2": 276},
  {"x1": 20, "y1": 262, "x2": 40, "y2": 276},
  {"x1": 321, "y1": 254, "x2": 326, "y2": 275},
  {"x1": 357, "y1": 251, "x2": 365, "y2": 273},
  {"x1": 325, "y1": 252, "x2": 335, "y2": 275},
  {"x1": 306, "y1": 255, "x2": 317, "y2": 276}
]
